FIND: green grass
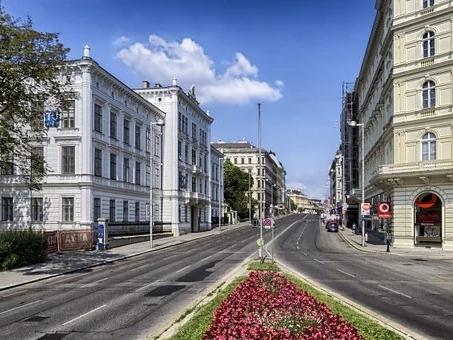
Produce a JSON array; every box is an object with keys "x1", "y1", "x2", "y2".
[
  {"x1": 169, "y1": 276, "x2": 246, "y2": 340},
  {"x1": 247, "y1": 260, "x2": 280, "y2": 272},
  {"x1": 285, "y1": 273, "x2": 404, "y2": 340}
]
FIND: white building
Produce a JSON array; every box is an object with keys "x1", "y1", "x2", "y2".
[
  {"x1": 136, "y1": 81, "x2": 214, "y2": 235},
  {"x1": 0, "y1": 46, "x2": 165, "y2": 233},
  {"x1": 210, "y1": 145, "x2": 224, "y2": 226}
]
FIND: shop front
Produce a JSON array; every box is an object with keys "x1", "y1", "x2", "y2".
[{"x1": 414, "y1": 192, "x2": 442, "y2": 246}]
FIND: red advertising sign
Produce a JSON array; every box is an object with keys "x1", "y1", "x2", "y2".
[{"x1": 378, "y1": 202, "x2": 392, "y2": 219}]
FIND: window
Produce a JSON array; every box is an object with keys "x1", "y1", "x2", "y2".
[
  {"x1": 0, "y1": 153, "x2": 14, "y2": 175},
  {"x1": 184, "y1": 205, "x2": 188, "y2": 222},
  {"x1": 135, "y1": 124, "x2": 141, "y2": 150},
  {"x1": 422, "y1": 0, "x2": 434, "y2": 8},
  {"x1": 123, "y1": 200, "x2": 129, "y2": 222},
  {"x1": 62, "y1": 197, "x2": 74, "y2": 222},
  {"x1": 422, "y1": 132, "x2": 436, "y2": 160},
  {"x1": 135, "y1": 161, "x2": 141, "y2": 185},
  {"x1": 1, "y1": 197, "x2": 13, "y2": 221},
  {"x1": 185, "y1": 144, "x2": 189, "y2": 163},
  {"x1": 31, "y1": 147, "x2": 44, "y2": 175},
  {"x1": 422, "y1": 80, "x2": 436, "y2": 108},
  {"x1": 109, "y1": 200, "x2": 115, "y2": 222},
  {"x1": 94, "y1": 104, "x2": 102, "y2": 133},
  {"x1": 422, "y1": 31, "x2": 435, "y2": 58},
  {"x1": 146, "y1": 127, "x2": 150, "y2": 153},
  {"x1": 241, "y1": 158, "x2": 244, "y2": 164},
  {"x1": 234, "y1": 158, "x2": 237, "y2": 164},
  {"x1": 154, "y1": 134, "x2": 160, "y2": 157},
  {"x1": 178, "y1": 204, "x2": 182, "y2": 222},
  {"x1": 61, "y1": 101, "x2": 75, "y2": 128},
  {"x1": 178, "y1": 112, "x2": 182, "y2": 131},
  {"x1": 192, "y1": 123, "x2": 197, "y2": 142},
  {"x1": 123, "y1": 119, "x2": 130, "y2": 145},
  {"x1": 94, "y1": 198, "x2": 101, "y2": 221},
  {"x1": 248, "y1": 158, "x2": 252, "y2": 164},
  {"x1": 192, "y1": 149, "x2": 197, "y2": 165},
  {"x1": 110, "y1": 110, "x2": 117, "y2": 139},
  {"x1": 134, "y1": 202, "x2": 140, "y2": 222},
  {"x1": 94, "y1": 149, "x2": 102, "y2": 177},
  {"x1": 123, "y1": 158, "x2": 130, "y2": 182},
  {"x1": 62, "y1": 146, "x2": 75, "y2": 174},
  {"x1": 192, "y1": 177, "x2": 196, "y2": 192},
  {"x1": 110, "y1": 153, "x2": 117, "y2": 180},
  {"x1": 31, "y1": 197, "x2": 43, "y2": 222},
  {"x1": 178, "y1": 141, "x2": 182, "y2": 160}
]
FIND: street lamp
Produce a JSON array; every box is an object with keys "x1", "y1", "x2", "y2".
[
  {"x1": 257, "y1": 103, "x2": 264, "y2": 259},
  {"x1": 248, "y1": 168, "x2": 252, "y2": 225},
  {"x1": 348, "y1": 120, "x2": 365, "y2": 247},
  {"x1": 149, "y1": 119, "x2": 165, "y2": 248}
]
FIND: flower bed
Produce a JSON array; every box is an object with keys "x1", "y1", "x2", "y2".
[{"x1": 204, "y1": 271, "x2": 362, "y2": 339}]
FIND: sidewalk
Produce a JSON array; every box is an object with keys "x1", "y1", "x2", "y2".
[
  {"x1": 339, "y1": 227, "x2": 453, "y2": 259},
  {"x1": 0, "y1": 222, "x2": 250, "y2": 291}
]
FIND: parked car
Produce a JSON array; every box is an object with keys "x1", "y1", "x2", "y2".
[{"x1": 326, "y1": 222, "x2": 339, "y2": 232}]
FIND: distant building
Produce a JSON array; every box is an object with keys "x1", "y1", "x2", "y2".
[
  {"x1": 136, "y1": 80, "x2": 214, "y2": 235},
  {"x1": 287, "y1": 189, "x2": 321, "y2": 212},
  {"x1": 0, "y1": 46, "x2": 165, "y2": 232},
  {"x1": 210, "y1": 145, "x2": 224, "y2": 225},
  {"x1": 212, "y1": 141, "x2": 286, "y2": 218}
]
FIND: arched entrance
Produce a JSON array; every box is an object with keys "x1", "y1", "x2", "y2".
[{"x1": 414, "y1": 192, "x2": 442, "y2": 246}]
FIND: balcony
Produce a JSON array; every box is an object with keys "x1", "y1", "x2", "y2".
[
  {"x1": 379, "y1": 160, "x2": 453, "y2": 176},
  {"x1": 183, "y1": 191, "x2": 210, "y2": 205},
  {"x1": 192, "y1": 165, "x2": 203, "y2": 175}
]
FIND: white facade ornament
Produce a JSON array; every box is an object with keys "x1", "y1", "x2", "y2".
[{"x1": 83, "y1": 45, "x2": 91, "y2": 58}]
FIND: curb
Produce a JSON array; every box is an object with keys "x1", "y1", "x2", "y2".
[
  {"x1": 338, "y1": 229, "x2": 385, "y2": 254},
  {"x1": 0, "y1": 223, "x2": 250, "y2": 292},
  {"x1": 277, "y1": 259, "x2": 424, "y2": 340}
]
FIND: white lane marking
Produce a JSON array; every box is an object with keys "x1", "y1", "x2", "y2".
[
  {"x1": 135, "y1": 281, "x2": 158, "y2": 292},
  {"x1": 2, "y1": 290, "x2": 25, "y2": 298},
  {"x1": 378, "y1": 285, "x2": 412, "y2": 299},
  {"x1": 80, "y1": 277, "x2": 109, "y2": 288},
  {"x1": 201, "y1": 254, "x2": 215, "y2": 262},
  {"x1": 175, "y1": 265, "x2": 192, "y2": 274},
  {"x1": 313, "y1": 258, "x2": 324, "y2": 264},
  {"x1": 296, "y1": 223, "x2": 308, "y2": 250},
  {"x1": 336, "y1": 269, "x2": 356, "y2": 278},
  {"x1": 62, "y1": 304, "x2": 107, "y2": 326},
  {"x1": 0, "y1": 300, "x2": 42, "y2": 316}
]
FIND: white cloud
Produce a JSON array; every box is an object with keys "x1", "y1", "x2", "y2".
[
  {"x1": 116, "y1": 35, "x2": 282, "y2": 104},
  {"x1": 113, "y1": 36, "x2": 131, "y2": 48},
  {"x1": 275, "y1": 80, "x2": 284, "y2": 87}
]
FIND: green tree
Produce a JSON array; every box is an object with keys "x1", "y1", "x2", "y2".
[
  {"x1": 224, "y1": 160, "x2": 257, "y2": 219},
  {"x1": 0, "y1": 7, "x2": 71, "y2": 190},
  {"x1": 290, "y1": 199, "x2": 297, "y2": 212}
]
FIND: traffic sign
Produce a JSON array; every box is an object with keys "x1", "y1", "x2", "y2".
[
  {"x1": 256, "y1": 238, "x2": 264, "y2": 247},
  {"x1": 263, "y1": 218, "x2": 274, "y2": 230},
  {"x1": 378, "y1": 202, "x2": 392, "y2": 219},
  {"x1": 361, "y1": 203, "x2": 371, "y2": 216}
]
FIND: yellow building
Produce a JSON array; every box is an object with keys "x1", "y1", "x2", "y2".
[{"x1": 357, "y1": 0, "x2": 453, "y2": 249}]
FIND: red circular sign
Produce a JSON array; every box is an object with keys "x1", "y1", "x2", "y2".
[{"x1": 378, "y1": 203, "x2": 390, "y2": 214}]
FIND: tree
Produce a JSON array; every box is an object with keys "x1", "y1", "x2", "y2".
[
  {"x1": 289, "y1": 199, "x2": 297, "y2": 212},
  {"x1": 0, "y1": 7, "x2": 71, "y2": 190},
  {"x1": 223, "y1": 160, "x2": 257, "y2": 219}
]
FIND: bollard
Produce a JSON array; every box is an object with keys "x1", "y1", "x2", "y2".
[{"x1": 386, "y1": 238, "x2": 391, "y2": 252}]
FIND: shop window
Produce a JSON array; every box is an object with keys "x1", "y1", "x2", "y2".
[{"x1": 414, "y1": 192, "x2": 442, "y2": 245}]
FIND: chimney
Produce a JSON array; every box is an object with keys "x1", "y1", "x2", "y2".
[
  {"x1": 83, "y1": 45, "x2": 91, "y2": 59},
  {"x1": 142, "y1": 80, "x2": 150, "y2": 89},
  {"x1": 154, "y1": 83, "x2": 162, "y2": 88},
  {"x1": 172, "y1": 77, "x2": 178, "y2": 86}
]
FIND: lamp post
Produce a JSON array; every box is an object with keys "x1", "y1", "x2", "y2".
[
  {"x1": 218, "y1": 157, "x2": 223, "y2": 232},
  {"x1": 348, "y1": 120, "x2": 365, "y2": 247},
  {"x1": 149, "y1": 119, "x2": 165, "y2": 248},
  {"x1": 257, "y1": 103, "x2": 263, "y2": 259},
  {"x1": 248, "y1": 168, "x2": 252, "y2": 225}
]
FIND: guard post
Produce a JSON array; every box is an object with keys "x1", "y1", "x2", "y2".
[{"x1": 97, "y1": 218, "x2": 108, "y2": 251}]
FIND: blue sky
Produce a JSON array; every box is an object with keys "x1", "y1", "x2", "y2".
[{"x1": 4, "y1": 0, "x2": 375, "y2": 198}]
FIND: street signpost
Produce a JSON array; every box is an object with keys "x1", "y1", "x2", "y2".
[
  {"x1": 378, "y1": 202, "x2": 392, "y2": 252},
  {"x1": 361, "y1": 203, "x2": 371, "y2": 217}
]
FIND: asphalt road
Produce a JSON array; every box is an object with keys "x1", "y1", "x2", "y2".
[
  {"x1": 275, "y1": 214, "x2": 453, "y2": 339},
  {"x1": 0, "y1": 215, "x2": 300, "y2": 340}
]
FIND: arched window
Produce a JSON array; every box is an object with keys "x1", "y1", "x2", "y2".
[
  {"x1": 422, "y1": 31, "x2": 435, "y2": 58},
  {"x1": 423, "y1": 0, "x2": 435, "y2": 8},
  {"x1": 422, "y1": 80, "x2": 436, "y2": 108},
  {"x1": 422, "y1": 132, "x2": 436, "y2": 160}
]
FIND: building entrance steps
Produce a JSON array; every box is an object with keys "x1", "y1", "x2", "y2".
[{"x1": 0, "y1": 221, "x2": 251, "y2": 291}]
